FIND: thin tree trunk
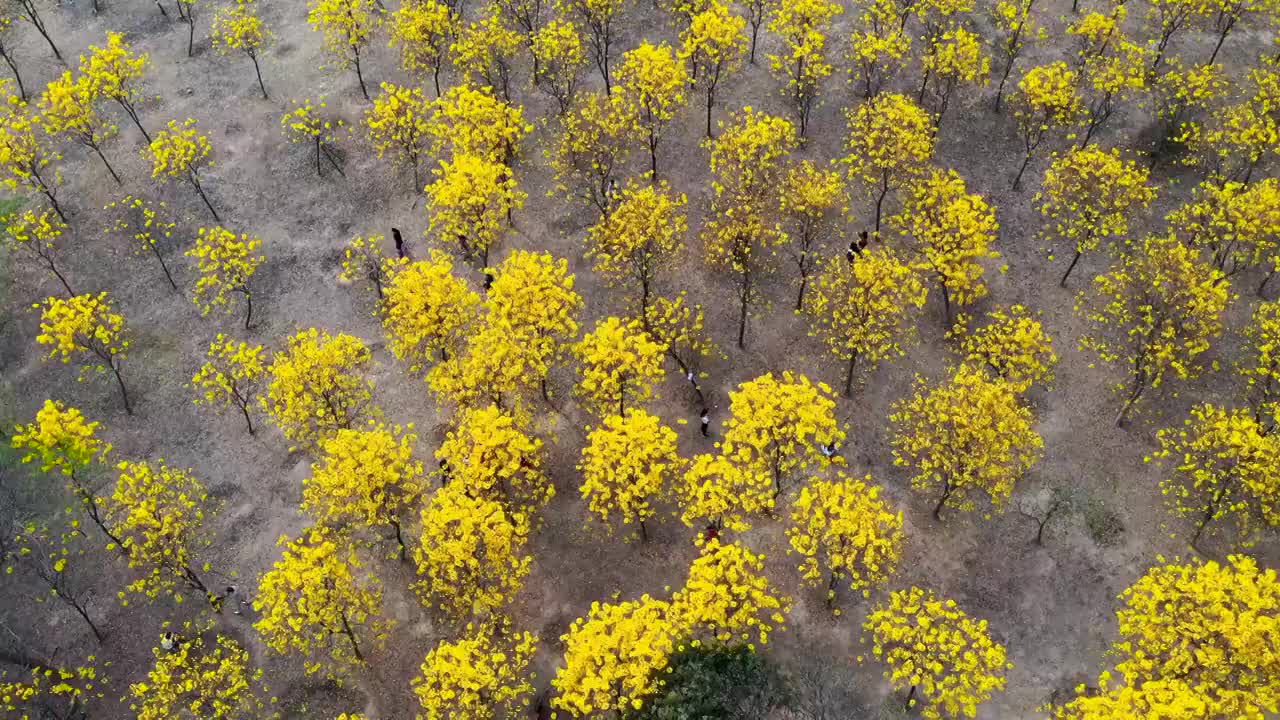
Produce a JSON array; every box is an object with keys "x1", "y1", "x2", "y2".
[
  {"x1": 66, "y1": 598, "x2": 104, "y2": 643},
  {"x1": 110, "y1": 360, "x2": 133, "y2": 415},
  {"x1": 48, "y1": 262, "x2": 75, "y2": 296},
  {"x1": 1207, "y1": 17, "x2": 1234, "y2": 65},
  {"x1": 844, "y1": 351, "x2": 858, "y2": 397},
  {"x1": 22, "y1": 4, "x2": 61, "y2": 61},
  {"x1": 240, "y1": 402, "x2": 254, "y2": 435},
  {"x1": 933, "y1": 482, "x2": 953, "y2": 520},
  {"x1": 120, "y1": 101, "x2": 151, "y2": 143},
  {"x1": 315, "y1": 137, "x2": 323, "y2": 176},
  {"x1": 1012, "y1": 151, "x2": 1033, "y2": 189},
  {"x1": 242, "y1": 291, "x2": 253, "y2": 329},
  {"x1": 152, "y1": 246, "x2": 178, "y2": 290},
  {"x1": 1, "y1": 50, "x2": 26, "y2": 101},
  {"x1": 433, "y1": 64, "x2": 442, "y2": 97},
  {"x1": 251, "y1": 53, "x2": 268, "y2": 99},
  {"x1": 1059, "y1": 250, "x2": 1082, "y2": 287},
  {"x1": 186, "y1": 16, "x2": 195, "y2": 56},
  {"x1": 874, "y1": 181, "x2": 888, "y2": 235},
  {"x1": 705, "y1": 88, "x2": 714, "y2": 137},
  {"x1": 749, "y1": 23, "x2": 760, "y2": 64},
  {"x1": 189, "y1": 172, "x2": 220, "y2": 222},
  {"x1": 1259, "y1": 270, "x2": 1274, "y2": 297},
  {"x1": 341, "y1": 613, "x2": 363, "y2": 661},
  {"x1": 390, "y1": 519, "x2": 407, "y2": 561},
  {"x1": 353, "y1": 45, "x2": 369, "y2": 100},
  {"x1": 90, "y1": 144, "x2": 122, "y2": 184},
  {"x1": 1116, "y1": 370, "x2": 1146, "y2": 426},
  {"x1": 737, "y1": 285, "x2": 749, "y2": 349},
  {"x1": 638, "y1": 519, "x2": 648, "y2": 542}
]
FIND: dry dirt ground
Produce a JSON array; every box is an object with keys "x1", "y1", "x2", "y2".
[{"x1": 0, "y1": 0, "x2": 1276, "y2": 717}]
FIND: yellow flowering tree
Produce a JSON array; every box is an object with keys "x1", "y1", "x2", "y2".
[
  {"x1": 641, "y1": 292, "x2": 721, "y2": 388},
  {"x1": 720, "y1": 371, "x2": 843, "y2": 498},
  {"x1": 11, "y1": 399, "x2": 121, "y2": 547},
  {"x1": 388, "y1": 0, "x2": 453, "y2": 96},
  {"x1": 615, "y1": 41, "x2": 687, "y2": 178},
  {"x1": 306, "y1": 0, "x2": 379, "y2": 99},
  {"x1": 413, "y1": 627, "x2": 538, "y2": 720},
  {"x1": 890, "y1": 365, "x2": 1043, "y2": 520},
  {"x1": 190, "y1": 334, "x2": 265, "y2": 434},
  {"x1": 1168, "y1": 178, "x2": 1280, "y2": 283},
  {"x1": 1010, "y1": 61, "x2": 1082, "y2": 188},
  {"x1": 990, "y1": 0, "x2": 1040, "y2": 111},
  {"x1": 0, "y1": 99, "x2": 66, "y2": 222},
  {"x1": 1036, "y1": 146, "x2": 1156, "y2": 286},
  {"x1": 585, "y1": 179, "x2": 686, "y2": 316},
  {"x1": 303, "y1": 423, "x2": 426, "y2": 560},
  {"x1": 1150, "y1": 59, "x2": 1226, "y2": 162},
  {"x1": 579, "y1": 408, "x2": 682, "y2": 540},
  {"x1": 1075, "y1": 36, "x2": 1147, "y2": 148},
  {"x1": 211, "y1": 0, "x2": 272, "y2": 99},
  {"x1": 952, "y1": 305, "x2": 1056, "y2": 392},
  {"x1": 1076, "y1": 233, "x2": 1229, "y2": 425},
  {"x1": 366, "y1": 81, "x2": 431, "y2": 190},
  {"x1": 552, "y1": 595, "x2": 682, "y2": 716},
  {"x1": 451, "y1": 10, "x2": 523, "y2": 102},
  {"x1": 280, "y1": 97, "x2": 345, "y2": 176},
  {"x1": 680, "y1": 1, "x2": 747, "y2": 136},
  {"x1": 1242, "y1": 300, "x2": 1280, "y2": 425},
  {"x1": 425, "y1": 152, "x2": 525, "y2": 267},
  {"x1": 129, "y1": 634, "x2": 268, "y2": 720},
  {"x1": 413, "y1": 482, "x2": 532, "y2": 621},
  {"x1": 702, "y1": 108, "x2": 797, "y2": 347},
  {"x1": 382, "y1": 250, "x2": 481, "y2": 371},
  {"x1": 260, "y1": 328, "x2": 376, "y2": 449},
  {"x1": 2, "y1": 207, "x2": 75, "y2": 295},
  {"x1": 850, "y1": 8, "x2": 909, "y2": 103},
  {"x1": 103, "y1": 194, "x2": 179, "y2": 289},
  {"x1": 545, "y1": 90, "x2": 636, "y2": 217},
  {"x1": 146, "y1": 118, "x2": 218, "y2": 221},
  {"x1": 3, "y1": 518, "x2": 105, "y2": 642},
  {"x1": 1057, "y1": 555, "x2": 1280, "y2": 718},
  {"x1": 0, "y1": 658, "x2": 104, "y2": 719},
  {"x1": 80, "y1": 31, "x2": 153, "y2": 142},
  {"x1": 556, "y1": 0, "x2": 623, "y2": 89},
  {"x1": 0, "y1": 17, "x2": 26, "y2": 102},
  {"x1": 1148, "y1": 403, "x2": 1280, "y2": 548},
  {"x1": 427, "y1": 84, "x2": 529, "y2": 165},
  {"x1": 893, "y1": 168, "x2": 999, "y2": 323},
  {"x1": 572, "y1": 316, "x2": 666, "y2": 417},
  {"x1": 430, "y1": 250, "x2": 581, "y2": 408},
  {"x1": 778, "y1": 159, "x2": 847, "y2": 310},
  {"x1": 38, "y1": 71, "x2": 121, "y2": 184},
  {"x1": 671, "y1": 538, "x2": 790, "y2": 644},
  {"x1": 186, "y1": 226, "x2": 264, "y2": 328},
  {"x1": 862, "y1": 586, "x2": 1010, "y2": 719},
  {"x1": 788, "y1": 473, "x2": 904, "y2": 608},
  {"x1": 842, "y1": 93, "x2": 935, "y2": 236},
  {"x1": 34, "y1": 293, "x2": 132, "y2": 414},
  {"x1": 109, "y1": 459, "x2": 221, "y2": 608},
  {"x1": 676, "y1": 452, "x2": 773, "y2": 532},
  {"x1": 918, "y1": 27, "x2": 989, "y2": 132},
  {"x1": 532, "y1": 18, "x2": 588, "y2": 114},
  {"x1": 744, "y1": 0, "x2": 778, "y2": 63},
  {"x1": 1178, "y1": 96, "x2": 1280, "y2": 184},
  {"x1": 435, "y1": 403, "x2": 553, "y2": 513},
  {"x1": 337, "y1": 233, "x2": 398, "y2": 302},
  {"x1": 254, "y1": 528, "x2": 389, "y2": 680},
  {"x1": 803, "y1": 249, "x2": 927, "y2": 395},
  {"x1": 767, "y1": 0, "x2": 841, "y2": 136}
]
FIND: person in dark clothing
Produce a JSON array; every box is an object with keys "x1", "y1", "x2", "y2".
[
  {"x1": 392, "y1": 227, "x2": 407, "y2": 259},
  {"x1": 847, "y1": 230, "x2": 870, "y2": 262},
  {"x1": 700, "y1": 408, "x2": 710, "y2": 437}
]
